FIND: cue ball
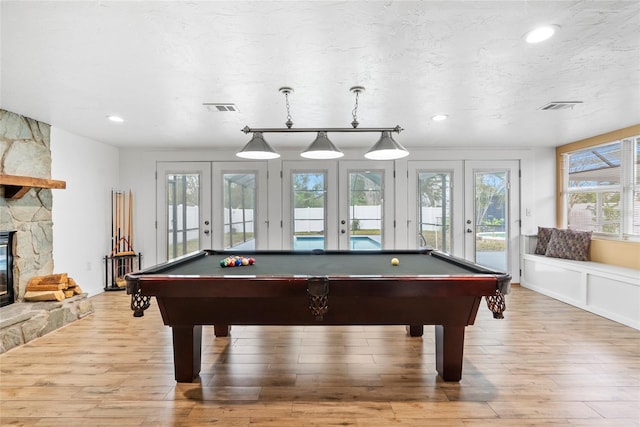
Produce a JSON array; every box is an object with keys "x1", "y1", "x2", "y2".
[{"x1": 391, "y1": 257, "x2": 400, "y2": 266}]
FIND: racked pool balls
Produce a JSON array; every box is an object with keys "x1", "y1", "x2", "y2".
[{"x1": 220, "y1": 255, "x2": 255, "y2": 268}]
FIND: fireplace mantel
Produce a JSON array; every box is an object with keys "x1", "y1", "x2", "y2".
[{"x1": 0, "y1": 174, "x2": 66, "y2": 199}]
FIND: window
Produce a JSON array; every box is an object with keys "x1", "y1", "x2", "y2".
[{"x1": 564, "y1": 136, "x2": 639, "y2": 238}]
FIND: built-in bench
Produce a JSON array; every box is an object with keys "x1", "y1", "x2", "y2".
[{"x1": 520, "y1": 236, "x2": 639, "y2": 330}]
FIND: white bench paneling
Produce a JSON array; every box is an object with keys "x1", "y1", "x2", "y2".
[
  {"x1": 521, "y1": 236, "x2": 639, "y2": 329},
  {"x1": 522, "y1": 258, "x2": 584, "y2": 303},
  {"x1": 587, "y1": 274, "x2": 640, "y2": 327},
  {"x1": 521, "y1": 252, "x2": 640, "y2": 330}
]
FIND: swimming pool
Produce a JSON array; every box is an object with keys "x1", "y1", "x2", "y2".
[
  {"x1": 294, "y1": 235, "x2": 381, "y2": 250},
  {"x1": 477, "y1": 231, "x2": 506, "y2": 239}
]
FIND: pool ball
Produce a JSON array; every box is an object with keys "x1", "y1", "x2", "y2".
[{"x1": 391, "y1": 257, "x2": 400, "y2": 266}]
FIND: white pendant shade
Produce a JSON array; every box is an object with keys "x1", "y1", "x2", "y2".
[
  {"x1": 300, "y1": 131, "x2": 344, "y2": 159},
  {"x1": 364, "y1": 131, "x2": 410, "y2": 160},
  {"x1": 236, "y1": 132, "x2": 280, "y2": 159}
]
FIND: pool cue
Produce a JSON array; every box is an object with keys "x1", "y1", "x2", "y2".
[
  {"x1": 116, "y1": 191, "x2": 121, "y2": 254},
  {"x1": 122, "y1": 191, "x2": 126, "y2": 251},
  {"x1": 113, "y1": 190, "x2": 117, "y2": 254},
  {"x1": 122, "y1": 190, "x2": 126, "y2": 250},
  {"x1": 128, "y1": 190, "x2": 133, "y2": 250},
  {"x1": 110, "y1": 190, "x2": 115, "y2": 256},
  {"x1": 119, "y1": 191, "x2": 124, "y2": 253}
]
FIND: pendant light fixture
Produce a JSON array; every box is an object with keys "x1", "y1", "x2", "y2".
[
  {"x1": 364, "y1": 131, "x2": 410, "y2": 160},
  {"x1": 301, "y1": 131, "x2": 344, "y2": 159},
  {"x1": 238, "y1": 86, "x2": 406, "y2": 160},
  {"x1": 236, "y1": 132, "x2": 280, "y2": 159}
]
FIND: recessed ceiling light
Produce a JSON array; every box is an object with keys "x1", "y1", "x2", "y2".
[
  {"x1": 107, "y1": 115, "x2": 124, "y2": 123},
  {"x1": 524, "y1": 25, "x2": 558, "y2": 44},
  {"x1": 432, "y1": 114, "x2": 448, "y2": 121}
]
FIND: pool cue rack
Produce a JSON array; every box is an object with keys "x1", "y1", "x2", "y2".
[
  {"x1": 104, "y1": 189, "x2": 142, "y2": 291},
  {"x1": 104, "y1": 252, "x2": 142, "y2": 291}
]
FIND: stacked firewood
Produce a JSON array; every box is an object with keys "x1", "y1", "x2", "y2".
[{"x1": 23, "y1": 273, "x2": 83, "y2": 301}]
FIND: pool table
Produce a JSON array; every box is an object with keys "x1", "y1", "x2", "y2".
[{"x1": 126, "y1": 249, "x2": 510, "y2": 382}]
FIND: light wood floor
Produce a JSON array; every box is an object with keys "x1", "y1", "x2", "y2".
[{"x1": 1, "y1": 285, "x2": 639, "y2": 426}]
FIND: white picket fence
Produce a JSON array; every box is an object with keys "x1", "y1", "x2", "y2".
[{"x1": 168, "y1": 205, "x2": 453, "y2": 234}]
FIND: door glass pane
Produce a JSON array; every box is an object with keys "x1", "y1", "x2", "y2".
[
  {"x1": 474, "y1": 171, "x2": 507, "y2": 271},
  {"x1": 167, "y1": 173, "x2": 200, "y2": 259},
  {"x1": 418, "y1": 172, "x2": 451, "y2": 252},
  {"x1": 292, "y1": 172, "x2": 326, "y2": 250},
  {"x1": 223, "y1": 173, "x2": 256, "y2": 250},
  {"x1": 349, "y1": 171, "x2": 383, "y2": 250}
]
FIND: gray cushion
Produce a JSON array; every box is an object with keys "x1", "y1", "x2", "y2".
[
  {"x1": 535, "y1": 226, "x2": 555, "y2": 255},
  {"x1": 545, "y1": 229, "x2": 592, "y2": 261}
]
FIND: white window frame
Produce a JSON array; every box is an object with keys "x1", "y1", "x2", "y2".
[{"x1": 563, "y1": 136, "x2": 639, "y2": 240}]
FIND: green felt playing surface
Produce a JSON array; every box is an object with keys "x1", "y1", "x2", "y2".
[{"x1": 154, "y1": 250, "x2": 490, "y2": 277}]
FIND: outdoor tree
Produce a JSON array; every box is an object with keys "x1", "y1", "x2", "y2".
[
  {"x1": 293, "y1": 173, "x2": 325, "y2": 208},
  {"x1": 475, "y1": 172, "x2": 506, "y2": 230}
]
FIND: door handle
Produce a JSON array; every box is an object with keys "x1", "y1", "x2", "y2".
[
  {"x1": 204, "y1": 230, "x2": 210, "y2": 235},
  {"x1": 466, "y1": 228, "x2": 473, "y2": 233}
]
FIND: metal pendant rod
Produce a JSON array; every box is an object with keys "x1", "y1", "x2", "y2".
[{"x1": 241, "y1": 125, "x2": 403, "y2": 134}]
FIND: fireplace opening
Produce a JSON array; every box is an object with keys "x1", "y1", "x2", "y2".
[{"x1": 0, "y1": 231, "x2": 16, "y2": 307}]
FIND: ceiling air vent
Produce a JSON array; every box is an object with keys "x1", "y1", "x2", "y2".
[
  {"x1": 538, "y1": 101, "x2": 582, "y2": 111},
  {"x1": 203, "y1": 103, "x2": 239, "y2": 112}
]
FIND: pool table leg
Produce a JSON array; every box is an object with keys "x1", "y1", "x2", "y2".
[
  {"x1": 406, "y1": 325, "x2": 424, "y2": 336},
  {"x1": 214, "y1": 324, "x2": 231, "y2": 337},
  {"x1": 172, "y1": 325, "x2": 202, "y2": 382},
  {"x1": 435, "y1": 324, "x2": 465, "y2": 382}
]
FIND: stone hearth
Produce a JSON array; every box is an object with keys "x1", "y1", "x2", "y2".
[{"x1": 0, "y1": 295, "x2": 94, "y2": 353}]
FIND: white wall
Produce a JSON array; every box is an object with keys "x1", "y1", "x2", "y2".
[
  {"x1": 524, "y1": 148, "x2": 557, "y2": 233},
  {"x1": 51, "y1": 128, "x2": 119, "y2": 296}
]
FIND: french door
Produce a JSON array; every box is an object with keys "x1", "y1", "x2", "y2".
[
  {"x1": 338, "y1": 161, "x2": 395, "y2": 250},
  {"x1": 464, "y1": 161, "x2": 520, "y2": 273},
  {"x1": 156, "y1": 162, "x2": 268, "y2": 262},
  {"x1": 282, "y1": 161, "x2": 394, "y2": 250},
  {"x1": 282, "y1": 162, "x2": 338, "y2": 250},
  {"x1": 408, "y1": 161, "x2": 464, "y2": 254},
  {"x1": 408, "y1": 160, "x2": 520, "y2": 275},
  {"x1": 156, "y1": 162, "x2": 211, "y2": 262}
]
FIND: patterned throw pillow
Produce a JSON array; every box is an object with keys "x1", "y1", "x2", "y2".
[
  {"x1": 534, "y1": 226, "x2": 555, "y2": 255},
  {"x1": 545, "y1": 229, "x2": 592, "y2": 261}
]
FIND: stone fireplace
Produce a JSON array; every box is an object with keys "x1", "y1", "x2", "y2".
[
  {"x1": 0, "y1": 231, "x2": 16, "y2": 307},
  {"x1": 0, "y1": 110, "x2": 93, "y2": 353},
  {"x1": 0, "y1": 110, "x2": 56, "y2": 302}
]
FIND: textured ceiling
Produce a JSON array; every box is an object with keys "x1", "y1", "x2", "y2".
[{"x1": 1, "y1": 1, "x2": 639, "y2": 152}]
